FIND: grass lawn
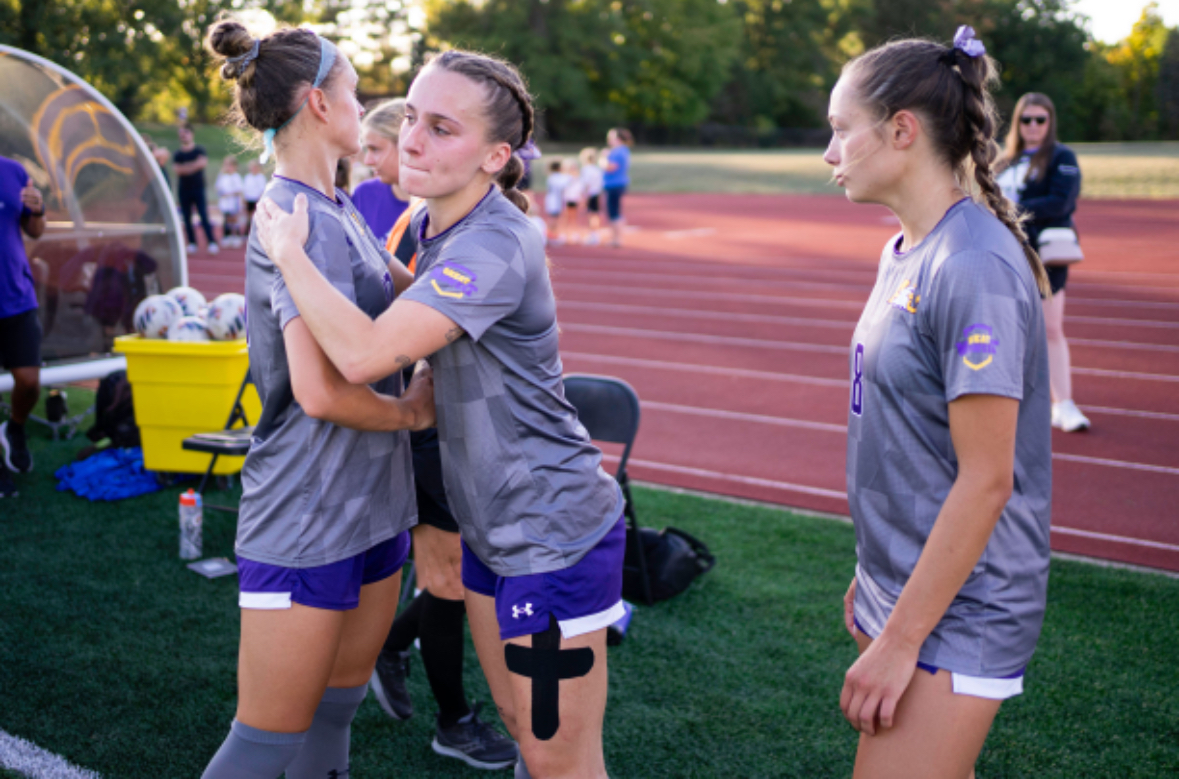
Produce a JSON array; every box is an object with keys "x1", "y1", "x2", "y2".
[{"x1": 2, "y1": 390, "x2": 1178, "y2": 777}]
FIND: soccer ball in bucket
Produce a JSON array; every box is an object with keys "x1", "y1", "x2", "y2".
[
  {"x1": 205, "y1": 293, "x2": 247, "y2": 341},
  {"x1": 167, "y1": 286, "x2": 207, "y2": 317},
  {"x1": 167, "y1": 316, "x2": 211, "y2": 342},
  {"x1": 133, "y1": 295, "x2": 183, "y2": 339}
]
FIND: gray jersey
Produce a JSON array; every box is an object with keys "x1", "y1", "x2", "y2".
[
  {"x1": 399, "y1": 187, "x2": 623, "y2": 577},
  {"x1": 237, "y1": 177, "x2": 416, "y2": 568},
  {"x1": 848, "y1": 199, "x2": 1052, "y2": 677}
]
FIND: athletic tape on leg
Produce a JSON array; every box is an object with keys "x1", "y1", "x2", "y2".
[{"x1": 504, "y1": 615, "x2": 594, "y2": 741}]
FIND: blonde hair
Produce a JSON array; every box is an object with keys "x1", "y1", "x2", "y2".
[
  {"x1": 579, "y1": 147, "x2": 598, "y2": 167},
  {"x1": 362, "y1": 98, "x2": 407, "y2": 144}
]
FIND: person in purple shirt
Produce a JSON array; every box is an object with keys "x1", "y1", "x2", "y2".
[
  {"x1": 350, "y1": 99, "x2": 411, "y2": 245},
  {"x1": 0, "y1": 155, "x2": 46, "y2": 498}
]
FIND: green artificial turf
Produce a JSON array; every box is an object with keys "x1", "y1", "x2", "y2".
[{"x1": 1, "y1": 392, "x2": 1178, "y2": 777}]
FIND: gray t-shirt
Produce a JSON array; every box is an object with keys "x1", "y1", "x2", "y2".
[
  {"x1": 237, "y1": 177, "x2": 416, "y2": 568},
  {"x1": 848, "y1": 198, "x2": 1052, "y2": 677},
  {"x1": 399, "y1": 187, "x2": 623, "y2": 577}
]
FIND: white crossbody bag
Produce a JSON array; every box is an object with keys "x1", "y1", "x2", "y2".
[{"x1": 1038, "y1": 227, "x2": 1084, "y2": 265}]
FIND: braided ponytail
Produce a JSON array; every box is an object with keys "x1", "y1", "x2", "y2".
[
  {"x1": 846, "y1": 35, "x2": 1051, "y2": 297},
  {"x1": 429, "y1": 50, "x2": 535, "y2": 214},
  {"x1": 953, "y1": 51, "x2": 1051, "y2": 297}
]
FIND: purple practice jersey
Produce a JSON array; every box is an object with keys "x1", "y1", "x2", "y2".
[{"x1": 0, "y1": 156, "x2": 37, "y2": 318}]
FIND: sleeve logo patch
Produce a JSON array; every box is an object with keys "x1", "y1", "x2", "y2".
[
  {"x1": 887, "y1": 280, "x2": 920, "y2": 314},
  {"x1": 956, "y1": 324, "x2": 999, "y2": 370},
  {"x1": 1058, "y1": 164, "x2": 1079, "y2": 175},
  {"x1": 430, "y1": 261, "x2": 478, "y2": 300}
]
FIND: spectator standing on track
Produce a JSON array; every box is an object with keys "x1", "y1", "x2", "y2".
[
  {"x1": 351, "y1": 99, "x2": 411, "y2": 246},
  {"x1": 997, "y1": 92, "x2": 1089, "y2": 432},
  {"x1": 602, "y1": 127, "x2": 632, "y2": 248},
  {"x1": 215, "y1": 156, "x2": 246, "y2": 247},
  {"x1": 561, "y1": 157, "x2": 584, "y2": 244},
  {"x1": 543, "y1": 158, "x2": 571, "y2": 245},
  {"x1": 825, "y1": 27, "x2": 1052, "y2": 778},
  {"x1": 579, "y1": 147, "x2": 604, "y2": 245},
  {"x1": 0, "y1": 155, "x2": 45, "y2": 499},
  {"x1": 243, "y1": 158, "x2": 269, "y2": 234},
  {"x1": 174, "y1": 125, "x2": 219, "y2": 255}
]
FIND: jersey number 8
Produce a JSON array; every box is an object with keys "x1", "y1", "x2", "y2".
[{"x1": 851, "y1": 343, "x2": 864, "y2": 417}]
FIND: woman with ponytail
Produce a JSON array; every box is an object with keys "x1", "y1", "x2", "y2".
[
  {"x1": 256, "y1": 49, "x2": 624, "y2": 779},
  {"x1": 201, "y1": 19, "x2": 434, "y2": 779},
  {"x1": 824, "y1": 27, "x2": 1052, "y2": 776}
]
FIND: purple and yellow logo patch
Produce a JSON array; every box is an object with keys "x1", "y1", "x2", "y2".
[
  {"x1": 430, "y1": 261, "x2": 478, "y2": 300},
  {"x1": 888, "y1": 280, "x2": 920, "y2": 314},
  {"x1": 956, "y1": 324, "x2": 999, "y2": 371}
]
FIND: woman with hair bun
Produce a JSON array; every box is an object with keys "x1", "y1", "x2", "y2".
[
  {"x1": 256, "y1": 49, "x2": 624, "y2": 779},
  {"x1": 997, "y1": 92, "x2": 1089, "y2": 432},
  {"x1": 824, "y1": 27, "x2": 1052, "y2": 777},
  {"x1": 200, "y1": 19, "x2": 434, "y2": 779}
]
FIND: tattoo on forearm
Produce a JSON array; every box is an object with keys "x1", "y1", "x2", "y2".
[
  {"x1": 395, "y1": 355, "x2": 412, "y2": 370},
  {"x1": 445, "y1": 326, "x2": 464, "y2": 344}
]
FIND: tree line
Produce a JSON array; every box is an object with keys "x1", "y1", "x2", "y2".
[{"x1": 2, "y1": 0, "x2": 1175, "y2": 144}]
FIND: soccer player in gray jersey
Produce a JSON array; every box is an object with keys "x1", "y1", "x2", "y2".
[
  {"x1": 201, "y1": 21, "x2": 435, "y2": 779},
  {"x1": 823, "y1": 28, "x2": 1052, "y2": 778},
  {"x1": 256, "y1": 51, "x2": 624, "y2": 778}
]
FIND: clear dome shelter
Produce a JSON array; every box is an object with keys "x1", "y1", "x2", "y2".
[{"x1": 0, "y1": 45, "x2": 185, "y2": 365}]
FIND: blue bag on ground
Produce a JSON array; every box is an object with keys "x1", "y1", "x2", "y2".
[{"x1": 55, "y1": 447, "x2": 161, "y2": 501}]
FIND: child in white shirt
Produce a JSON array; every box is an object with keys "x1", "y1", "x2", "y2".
[
  {"x1": 242, "y1": 158, "x2": 268, "y2": 234},
  {"x1": 579, "y1": 147, "x2": 604, "y2": 245},
  {"x1": 215, "y1": 157, "x2": 245, "y2": 247},
  {"x1": 544, "y1": 159, "x2": 572, "y2": 245}
]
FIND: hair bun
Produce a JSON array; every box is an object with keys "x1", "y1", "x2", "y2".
[{"x1": 208, "y1": 20, "x2": 256, "y2": 80}]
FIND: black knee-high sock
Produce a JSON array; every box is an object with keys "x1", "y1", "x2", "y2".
[
  {"x1": 383, "y1": 591, "x2": 425, "y2": 654},
  {"x1": 419, "y1": 591, "x2": 471, "y2": 728}
]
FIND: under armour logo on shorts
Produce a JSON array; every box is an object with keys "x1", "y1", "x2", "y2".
[{"x1": 512, "y1": 603, "x2": 534, "y2": 619}]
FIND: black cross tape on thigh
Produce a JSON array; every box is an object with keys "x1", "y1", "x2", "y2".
[{"x1": 504, "y1": 615, "x2": 595, "y2": 741}]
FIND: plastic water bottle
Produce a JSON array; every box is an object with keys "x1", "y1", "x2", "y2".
[{"x1": 179, "y1": 489, "x2": 203, "y2": 560}]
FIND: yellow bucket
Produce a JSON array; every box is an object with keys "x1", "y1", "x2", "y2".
[{"x1": 113, "y1": 335, "x2": 261, "y2": 474}]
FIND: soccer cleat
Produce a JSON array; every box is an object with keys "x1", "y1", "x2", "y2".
[
  {"x1": 0, "y1": 421, "x2": 32, "y2": 473},
  {"x1": 0, "y1": 467, "x2": 17, "y2": 498},
  {"x1": 1054, "y1": 400, "x2": 1090, "y2": 433},
  {"x1": 369, "y1": 649, "x2": 413, "y2": 720},
  {"x1": 431, "y1": 702, "x2": 519, "y2": 770}
]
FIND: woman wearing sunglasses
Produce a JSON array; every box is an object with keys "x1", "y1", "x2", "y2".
[{"x1": 997, "y1": 93, "x2": 1089, "y2": 433}]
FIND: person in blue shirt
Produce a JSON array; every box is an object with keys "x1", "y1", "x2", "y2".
[
  {"x1": 601, "y1": 127, "x2": 632, "y2": 248},
  {"x1": 0, "y1": 155, "x2": 46, "y2": 498},
  {"x1": 350, "y1": 99, "x2": 411, "y2": 245}
]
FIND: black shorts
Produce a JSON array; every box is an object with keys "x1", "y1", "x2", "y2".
[
  {"x1": 1046, "y1": 265, "x2": 1069, "y2": 296},
  {"x1": 410, "y1": 428, "x2": 460, "y2": 534},
  {"x1": 586, "y1": 194, "x2": 601, "y2": 214},
  {"x1": 0, "y1": 308, "x2": 42, "y2": 370},
  {"x1": 245, "y1": 200, "x2": 258, "y2": 214}
]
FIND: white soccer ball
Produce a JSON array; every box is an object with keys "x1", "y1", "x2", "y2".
[
  {"x1": 133, "y1": 295, "x2": 183, "y2": 339},
  {"x1": 167, "y1": 315, "x2": 211, "y2": 342},
  {"x1": 205, "y1": 293, "x2": 247, "y2": 341},
  {"x1": 167, "y1": 286, "x2": 208, "y2": 317}
]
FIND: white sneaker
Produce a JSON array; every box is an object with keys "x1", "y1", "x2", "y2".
[
  {"x1": 208, "y1": 242, "x2": 220, "y2": 255},
  {"x1": 1054, "y1": 400, "x2": 1090, "y2": 433},
  {"x1": 186, "y1": 243, "x2": 198, "y2": 254}
]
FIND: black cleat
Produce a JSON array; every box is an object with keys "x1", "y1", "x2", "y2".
[
  {"x1": 0, "y1": 421, "x2": 31, "y2": 474},
  {"x1": 369, "y1": 649, "x2": 413, "y2": 720},
  {"x1": 0, "y1": 467, "x2": 17, "y2": 498},
  {"x1": 432, "y1": 702, "x2": 519, "y2": 770}
]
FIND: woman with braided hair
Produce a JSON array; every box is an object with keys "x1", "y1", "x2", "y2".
[
  {"x1": 256, "y1": 49, "x2": 624, "y2": 779},
  {"x1": 824, "y1": 27, "x2": 1052, "y2": 777}
]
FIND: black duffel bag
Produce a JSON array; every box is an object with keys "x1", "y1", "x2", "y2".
[{"x1": 623, "y1": 526, "x2": 716, "y2": 604}]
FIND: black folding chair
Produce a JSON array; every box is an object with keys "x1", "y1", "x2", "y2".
[
  {"x1": 181, "y1": 369, "x2": 254, "y2": 513},
  {"x1": 562, "y1": 374, "x2": 653, "y2": 606}
]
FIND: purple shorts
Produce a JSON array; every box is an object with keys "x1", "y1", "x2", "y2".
[
  {"x1": 237, "y1": 531, "x2": 411, "y2": 612},
  {"x1": 462, "y1": 515, "x2": 626, "y2": 641}
]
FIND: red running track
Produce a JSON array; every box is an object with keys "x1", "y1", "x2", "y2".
[{"x1": 188, "y1": 194, "x2": 1179, "y2": 572}]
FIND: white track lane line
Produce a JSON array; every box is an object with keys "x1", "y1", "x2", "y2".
[
  {"x1": 1073, "y1": 367, "x2": 1179, "y2": 383},
  {"x1": 1080, "y1": 405, "x2": 1179, "y2": 422},
  {"x1": 1068, "y1": 315, "x2": 1179, "y2": 329},
  {"x1": 561, "y1": 323, "x2": 849, "y2": 354},
  {"x1": 553, "y1": 281, "x2": 867, "y2": 309},
  {"x1": 556, "y1": 268, "x2": 875, "y2": 294},
  {"x1": 0, "y1": 729, "x2": 101, "y2": 779},
  {"x1": 563, "y1": 351, "x2": 848, "y2": 387},
  {"x1": 634, "y1": 400, "x2": 1179, "y2": 476},
  {"x1": 558, "y1": 300, "x2": 856, "y2": 329},
  {"x1": 1068, "y1": 338, "x2": 1179, "y2": 353},
  {"x1": 1049, "y1": 526, "x2": 1179, "y2": 553},
  {"x1": 1063, "y1": 297, "x2": 1179, "y2": 311},
  {"x1": 600, "y1": 453, "x2": 849, "y2": 501}
]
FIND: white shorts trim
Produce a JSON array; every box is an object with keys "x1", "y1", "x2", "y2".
[
  {"x1": 951, "y1": 672, "x2": 1024, "y2": 700},
  {"x1": 239, "y1": 591, "x2": 292, "y2": 610},
  {"x1": 558, "y1": 600, "x2": 627, "y2": 640}
]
